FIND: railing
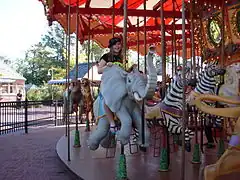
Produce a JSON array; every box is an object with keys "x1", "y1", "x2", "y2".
[{"x1": 0, "y1": 99, "x2": 65, "y2": 135}]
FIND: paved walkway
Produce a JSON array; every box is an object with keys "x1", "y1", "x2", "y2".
[{"x1": 0, "y1": 126, "x2": 81, "y2": 180}]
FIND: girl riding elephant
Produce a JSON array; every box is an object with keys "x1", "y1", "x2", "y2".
[
  {"x1": 97, "y1": 37, "x2": 138, "y2": 133},
  {"x1": 97, "y1": 37, "x2": 125, "y2": 133}
]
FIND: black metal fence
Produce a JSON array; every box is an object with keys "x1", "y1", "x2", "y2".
[{"x1": 0, "y1": 99, "x2": 65, "y2": 135}]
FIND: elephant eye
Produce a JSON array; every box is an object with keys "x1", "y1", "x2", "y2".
[{"x1": 128, "y1": 78, "x2": 131, "y2": 83}]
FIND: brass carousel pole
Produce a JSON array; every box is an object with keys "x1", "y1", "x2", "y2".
[
  {"x1": 181, "y1": 0, "x2": 187, "y2": 178},
  {"x1": 178, "y1": 41, "x2": 180, "y2": 65},
  {"x1": 123, "y1": 0, "x2": 128, "y2": 69},
  {"x1": 87, "y1": 18, "x2": 91, "y2": 78},
  {"x1": 73, "y1": 1, "x2": 81, "y2": 148},
  {"x1": 67, "y1": 0, "x2": 71, "y2": 162},
  {"x1": 173, "y1": 0, "x2": 177, "y2": 74},
  {"x1": 221, "y1": 1, "x2": 225, "y2": 70},
  {"x1": 190, "y1": 0, "x2": 201, "y2": 165},
  {"x1": 65, "y1": 13, "x2": 68, "y2": 138},
  {"x1": 143, "y1": 1, "x2": 147, "y2": 73},
  {"x1": 171, "y1": 24, "x2": 174, "y2": 77},
  {"x1": 137, "y1": 17, "x2": 140, "y2": 70},
  {"x1": 218, "y1": 0, "x2": 226, "y2": 158},
  {"x1": 140, "y1": 0, "x2": 147, "y2": 152},
  {"x1": 159, "y1": 0, "x2": 170, "y2": 172},
  {"x1": 116, "y1": 0, "x2": 128, "y2": 179},
  {"x1": 111, "y1": 0, "x2": 115, "y2": 65},
  {"x1": 91, "y1": 37, "x2": 94, "y2": 126},
  {"x1": 190, "y1": 1, "x2": 196, "y2": 77},
  {"x1": 112, "y1": 0, "x2": 115, "y2": 37},
  {"x1": 85, "y1": 17, "x2": 91, "y2": 132},
  {"x1": 161, "y1": 0, "x2": 166, "y2": 97}
]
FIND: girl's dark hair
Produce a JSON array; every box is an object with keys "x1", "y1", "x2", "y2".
[
  {"x1": 108, "y1": 37, "x2": 122, "y2": 48},
  {"x1": 107, "y1": 48, "x2": 123, "y2": 62},
  {"x1": 107, "y1": 37, "x2": 123, "y2": 62}
]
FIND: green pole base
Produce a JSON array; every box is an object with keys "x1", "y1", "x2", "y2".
[
  {"x1": 73, "y1": 130, "x2": 81, "y2": 148},
  {"x1": 191, "y1": 143, "x2": 201, "y2": 164},
  {"x1": 116, "y1": 154, "x2": 128, "y2": 180},
  {"x1": 85, "y1": 119, "x2": 90, "y2": 132},
  {"x1": 159, "y1": 148, "x2": 169, "y2": 172},
  {"x1": 217, "y1": 139, "x2": 225, "y2": 158}
]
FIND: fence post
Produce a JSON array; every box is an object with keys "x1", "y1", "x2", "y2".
[
  {"x1": 24, "y1": 98, "x2": 28, "y2": 134},
  {"x1": 55, "y1": 100, "x2": 57, "y2": 126}
]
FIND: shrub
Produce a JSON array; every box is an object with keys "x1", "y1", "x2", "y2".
[{"x1": 27, "y1": 85, "x2": 64, "y2": 101}]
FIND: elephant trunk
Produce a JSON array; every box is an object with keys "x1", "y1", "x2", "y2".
[{"x1": 141, "y1": 52, "x2": 157, "y2": 99}]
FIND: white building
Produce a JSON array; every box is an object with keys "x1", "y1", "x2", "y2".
[{"x1": 0, "y1": 62, "x2": 26, "y2": 102}]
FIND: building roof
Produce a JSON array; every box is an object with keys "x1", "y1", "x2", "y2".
[
  {"x1": 67, "y1": 62, "x2": 94, "y2": 80},
  {"x1": 83, "y1": 64, "x2": 101, "y2": 81},
  {"x1": 48, "y1": 62, "x2": 99, "y2": 85},
  {"x1": 25, "y1": 84, "x2": 38, "y2": 91},
  {"x1": 0, "y1": 61, "x2": 26, "y2": 81}
]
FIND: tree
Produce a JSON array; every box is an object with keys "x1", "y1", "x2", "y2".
[
  {"x1": 16, "y1": 43, "x2": 55, "y2": 86},
  {"x1": 15, "y1": 22, "x2": 79, "y2": 86},
  {"x1": 0, "y1": 56, "x2": 12, "y2": 65},
  {"x1": 41, "y1": 22, "x2": 75, "y2": 68},
  {"x1": 16, "y1": 41, "x2": 78, "y2": 86},
  {"x1": 81, "y1": 40, "x2": 105, "y2": 61}
]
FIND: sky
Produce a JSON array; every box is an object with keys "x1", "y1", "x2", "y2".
[{"x1": 0, "y1": 0, "x2": 48, "y2": 60}]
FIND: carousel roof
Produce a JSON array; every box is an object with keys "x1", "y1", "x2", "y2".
[{"x1": 39, "y1": 0, "x2": 228, "y2": 58}]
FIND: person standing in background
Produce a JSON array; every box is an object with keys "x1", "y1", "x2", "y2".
[{"x1": 16, "y1": 90, "x2": 22, "y2": 109}]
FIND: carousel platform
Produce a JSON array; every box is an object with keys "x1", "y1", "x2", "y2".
[{"x1": 56, "y1": 127, "x2": 240, "y2": 180}]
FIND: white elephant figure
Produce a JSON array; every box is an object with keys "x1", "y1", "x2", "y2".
[{"x1": 88, "y1": 53, "x2": 157, "y2": 150}]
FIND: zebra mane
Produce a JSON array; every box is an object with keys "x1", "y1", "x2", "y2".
[
  {"x1": 194, "y1": 62, "x2": 218, "y2": 94},
  {"x1": 163, "y1": 74, "x2": 185, "y2": 110}
]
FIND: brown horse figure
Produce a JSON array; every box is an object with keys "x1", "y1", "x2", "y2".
[{"x1": 81, "y1": 78, "x2": 94, "y2": 131}]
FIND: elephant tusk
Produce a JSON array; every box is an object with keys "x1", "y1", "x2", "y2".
[
  {"x1": 193, "y1": 94, "x2": 240, "y2": 118},
  {"x1": 134, "y1": 92, "x2": 143, "y2": 101}
]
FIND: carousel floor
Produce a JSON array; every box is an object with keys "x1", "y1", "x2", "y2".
[{"x1": 56, "y1": 127, "x2": 240, "y2": 180}]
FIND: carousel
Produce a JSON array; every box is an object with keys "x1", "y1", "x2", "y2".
[{"x1": 39, "y1": 0, "x2": 240, "y2": 180}]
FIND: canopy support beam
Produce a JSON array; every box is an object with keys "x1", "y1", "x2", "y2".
[{"x1": 54, "y1": 7, "x2": 190, "y2": 18}]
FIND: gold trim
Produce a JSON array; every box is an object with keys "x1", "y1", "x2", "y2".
[
  {"x1": 194, "y1": 94, "x2": 240, "y2": 118},
  {"x1": 161, "y1": 109, "x2": 182, "y2": 118}
]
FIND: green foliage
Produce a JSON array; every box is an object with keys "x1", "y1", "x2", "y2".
[
  {"x1": 15, "y1": 22, "x2": 75, "y2": 86},
  {"x1": 27, "y1": 85, "x2": 64, "y2": 101},
  {"x1": 27, "y1": 89, "x2": 42, "y2": 101},
  {"x1": 81, "y1": 40, "x2": 105, "y2": 61},
  {"x1": 0, "y1": 56, "x2": 12, "y2": 65},
  {"x1": 15, "y1": 22, "x2": 105, "y2": 87}
]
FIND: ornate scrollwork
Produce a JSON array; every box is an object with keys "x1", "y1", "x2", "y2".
[{"x1": 231, "y1": 9, "x2": 240, "y2": 38}]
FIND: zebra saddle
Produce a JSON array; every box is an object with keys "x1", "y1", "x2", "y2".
[{"x1": 159, "y1": 103, "x2": 183, "y2": 118}]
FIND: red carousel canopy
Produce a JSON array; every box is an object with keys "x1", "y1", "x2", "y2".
[{"x1": 39, "y1": 0, "x2": 227, "y2": 57}]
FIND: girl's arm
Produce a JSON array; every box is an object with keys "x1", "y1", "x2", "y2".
[{"x1": 97, "y1": 59, "x2": 107, "y2": 74}]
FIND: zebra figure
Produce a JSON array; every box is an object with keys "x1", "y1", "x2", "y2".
[
  {"x1": 160, "y1": 66, "x2": 196, "y2": 152},
  {"x1": 188, "y1": 60, "x2": 226, "y2": 148}
]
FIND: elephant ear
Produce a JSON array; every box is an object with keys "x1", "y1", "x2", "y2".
[{"x1": 100, "y1": 65, "x2": 128, "y2": 112}]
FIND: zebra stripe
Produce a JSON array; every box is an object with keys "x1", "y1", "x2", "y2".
[
  {"x1": 162, "y1": 112, "x2": 193, "y2": 141},
  {"x1": 195, "y1": 71, "x2": 216, "y2": 94},
  {"x1": 161, "y1": 75, "x2": 194, "y2": 142},
  {"x1": 163, "y1": 77, "x2": 184, "y2": 110},
  {"x1": 194, "y1": 62, "x2": 224, "y2": 127}
]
